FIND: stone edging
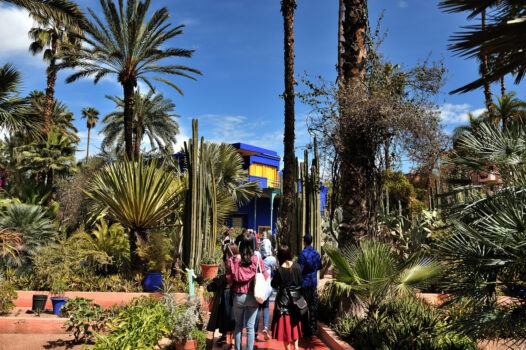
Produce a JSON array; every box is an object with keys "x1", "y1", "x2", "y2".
[{"x1": 317, "y1": 322, "x2": 355, "y2": 350}]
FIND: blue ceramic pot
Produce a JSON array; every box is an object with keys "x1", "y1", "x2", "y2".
[{"x1": 142, "y1": 271, "x2": 163, "y2": 292}]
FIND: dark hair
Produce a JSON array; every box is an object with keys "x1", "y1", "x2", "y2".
[
  {"x1": 303, "y1": 234, "x2": 313, "y2": 245},
  {"x1": 277, "y1": 243, "x2": 292, "y2": 264},
  {"x1": 223, "y1": 243, "x2": 239, "y2": 262},
  {"x1": 239, "y1": 233, "x2": 256, "y2": 266}
]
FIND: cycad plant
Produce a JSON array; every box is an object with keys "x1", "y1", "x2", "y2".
[
  {"x1": 0, "y1": 203, "x2": 58, "y2": 270},
  {"x1": 322, "y1": 239, "x2": 441, "y2": 318},
  {"x1": 85, "y1": 157, "x2": 185, "y2": 274}
]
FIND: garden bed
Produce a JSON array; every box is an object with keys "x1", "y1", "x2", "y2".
[{"x1": 1, "y1": 291, "x2": 192, "y2": 335}]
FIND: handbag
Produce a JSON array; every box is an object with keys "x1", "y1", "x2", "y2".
[
  {"x1": 254, "y1": 258, "x2": 267, "y2": 304},
  {"x1": 287, "y1": 286, "x2": 308, "y2": 317}
]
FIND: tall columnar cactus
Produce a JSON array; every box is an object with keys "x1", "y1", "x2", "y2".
[
  {"x1": 288, "y1": 138, "x2": 322, "y2": 255},
  {"x1": 182, "y1": 120, "x2": 218, "y2": 272}
]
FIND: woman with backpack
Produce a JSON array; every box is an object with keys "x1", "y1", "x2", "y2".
[{"x1": 271, "y1": 243, "x2": 303, "y2": 350}]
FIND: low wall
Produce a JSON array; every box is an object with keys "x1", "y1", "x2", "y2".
[{"x1": 13, "y1": 291, "x2": 189, "y2": 309}]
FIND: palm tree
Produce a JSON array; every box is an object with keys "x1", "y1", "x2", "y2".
[
  {"x1": 64, "y1": 0, "x2": 201, "y2": 159},
  {"x1": 339, "y1": 0, "x2": 368, "y2": 87},
  {"x1": 2, "y1": 0, "x2": 86, "y2": 28},
  {"x1": 81, "y1": 107, "x2": 99, "y2": 160},
  {"x1": 492, "y1": 91, "x2": 526, "y2": 128},
  {"x1": 102, "y1": 90, "x2": 179, "y2": 158},
  {"x1": 201, "y1": 142, "x2": 261, "y2": 225},
  {"x1": 84, "y1": 157, "x2": 185, "y2": 274},
  {"x1": 28, "y1": 0, "x2": 82, "y2": 134},
  {"x1": 439, "y1": 0, "x2": 526, "y2": 93},
  {"x1": 280, "y1": 0, "x2": 297, "y2": 247},
  {"x1": 322, "y1": 239, "x2": 441, "y2": 317},
  {"x1": 17, "y1": 129, "x2": 78, "y2": 195},
  {"x1": 337, "y1": 0, "x2": 373, "y2": 248},
  {"x1": 0, "y1": 64, "x2": 31, "y2": 133},
  {"x1": 25, "y1": 91, "x2": 79, "y2": 142}
]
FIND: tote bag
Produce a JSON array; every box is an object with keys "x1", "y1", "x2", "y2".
[{"x1": 254, "y1": 259, "x2": 267, "y2": 304}]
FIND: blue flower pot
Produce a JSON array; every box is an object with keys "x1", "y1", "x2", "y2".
[
  {"x1": 142, "y1": 272, "x2": 163, "y2": 292},
  {"x1": 50, "y1": 297, "x2": 68, "y2": 316}
]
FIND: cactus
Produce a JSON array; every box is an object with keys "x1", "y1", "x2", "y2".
[
  {"x1": 286, "y1": 138, "x2": 322, "y2": 255},
  {"x1": 182, "y1": 120, "x2": 218, "y2": 272}
]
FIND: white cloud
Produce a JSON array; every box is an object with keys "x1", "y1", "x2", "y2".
[
  {"x1": 0, "y1": 5, "x2": 34, "y2": 58},
  {"x1": 397, "y1": 1, "x2": 409, "y2": 8},
  {"x1": 439, "y1": 103, "x2": 486, "y2": 124}
]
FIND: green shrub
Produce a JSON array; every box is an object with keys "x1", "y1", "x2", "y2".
[
  {"x1": 91, "y1": 296, "x2": 171, "y2": 350},
  {"x1": 333, "y1": 297, "x2": 478, "y2": 350},
  {"x1": 190, "y1": 328, "x2": 207, "y2": 350},
  {"x1": 62, "y1": 297, "x2": 117, "y2": 343},
  {"x1": 0, "y1": 279, "x2": 17, "y2": 315}
]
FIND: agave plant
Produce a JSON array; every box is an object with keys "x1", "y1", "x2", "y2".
[
  {"x1": 322, "y1": 239, "x2": 441, "y2": 317},
  {"x1": 85, "y1": 157, "x2": 185, "y2": 274}
]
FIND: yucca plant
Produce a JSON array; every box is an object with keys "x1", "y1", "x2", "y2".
[
  {"x1": 85, "y1": 157, "x2": 185, "y2": 274},
  {"x1": 322, "y1": 239, "x2": 442, "y2": 317}
]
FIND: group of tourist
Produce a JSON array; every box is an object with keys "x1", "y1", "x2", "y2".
[{"x1": 207, "y1": 228, "x2": 322, "y2": 350}]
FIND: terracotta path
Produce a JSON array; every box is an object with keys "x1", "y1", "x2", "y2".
[{"x1": 206, "y1": 301, "x2": 329, "y2": 350}]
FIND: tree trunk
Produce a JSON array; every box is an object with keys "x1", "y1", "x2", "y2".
[
  {"x1": 43, "y1": 57, "x2": 57, "y2": 134},
  {"x1": 337, "y1": 0, "x2": 345, "y2": 81},
  {"x1": 123, "y1": 82, "x2": 135, "y2": 159},
  {"x1": 280, "y1": 0, "x2": 297, "y2": 245},
  {"x1": 86, "y1": 128, "x2": 91, "y2": 160},
  {"x1": 338, "y1": 0, "x2": 373, "y2": 248},
  {"x1": 134, "y1": 125, "x2": 142, "y2": 159},
  {"x1": 341, "y1": 0, "x2": 368, "y2": 87},
  {"x1": 129, "y1": 229, "x2": 142, "y2": 276},
  {"x1": 480, "y1": 9, "x2": 493, "y2": 114}
]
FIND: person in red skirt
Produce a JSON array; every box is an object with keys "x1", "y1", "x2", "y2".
[{"x1": 271, "y1": 243, "x2": 303, "y2": 350}]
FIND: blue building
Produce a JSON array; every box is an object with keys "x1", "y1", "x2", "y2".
[{"x1": 227, "y1": 143, "x2": 328, "y2": 237}]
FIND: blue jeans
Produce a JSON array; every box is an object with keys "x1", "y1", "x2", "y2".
[
  {"x1": 255, "y1": 296, "x2": 270, "y2": 333},
  {"x1": 233, "y1": 291, "x2": 259, "y2": 350}
]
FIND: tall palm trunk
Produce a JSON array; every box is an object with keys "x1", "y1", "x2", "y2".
[
  {"x1": 338, "y1": 0, "x2": 373, "y2": 248},
  {"x1": 86, "y1": 127, "x2": 91, "y2": 159},
  {"x1": 122, "y1": 81, "x2": 135, "y2": 159},
  {"x1": 499, "y1": 55, "x2": 506, "y2": 98},
  {"x1": 43, "y1": 39, "x2": 58, "y2": 134},
  {"x1": 280, "y1": 0, "x2": 297, "y2": 246},
  {"x1": 337, "y1": 0, "x2": 345, "y2": 81},
  {"x1": 480, "y1": 9, "x2": 493, "y2": 114},
  {"x1": 341, "y1": 0, "x2": 367, "y2": 87}
]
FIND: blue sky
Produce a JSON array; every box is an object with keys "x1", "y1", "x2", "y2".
[{"x1": 0, "y1": 0, "x2": 523, "y2": 167}]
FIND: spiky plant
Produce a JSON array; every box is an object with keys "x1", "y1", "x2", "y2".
[
  {"x1": 322, "y1": 239, "x2": 441, "y2": 317},
  {"x1": 85, "y1": 157, "x2": 185, "y2": 274}
]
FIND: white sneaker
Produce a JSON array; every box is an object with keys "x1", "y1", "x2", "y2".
[{"x1": 262, "y1": 327, "x2": 270, "y2": 341}]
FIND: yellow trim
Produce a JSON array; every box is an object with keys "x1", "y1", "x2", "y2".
[{"x1": 249, "y1": 163, "x2": 278, "y2": 184}]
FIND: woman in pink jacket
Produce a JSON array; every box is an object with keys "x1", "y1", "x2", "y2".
[{"x1": 226, "y1": 233, "x2": 269, "y2": 350}]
